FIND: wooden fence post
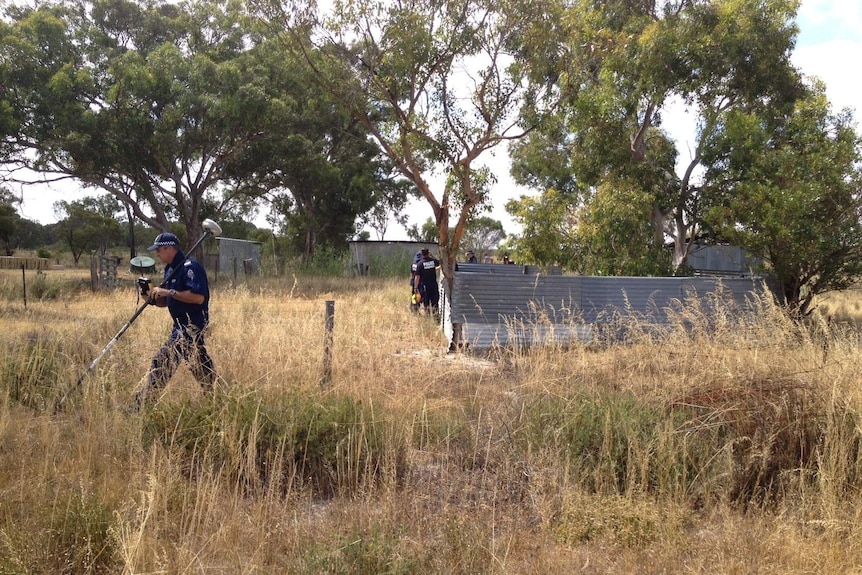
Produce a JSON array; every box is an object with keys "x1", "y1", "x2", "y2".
[
  {"x1": 321, "y1": 300, "x2": 335, "y2": 387},
  {"x1": 21, "y1": 264, "x2": 26, "y2": 309}
]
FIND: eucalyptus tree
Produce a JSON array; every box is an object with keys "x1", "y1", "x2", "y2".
[
  {"x1": 1, "y1": 0, "x2": 396, "y2": 255},
  {"x1": 505, "y1": 188, "x2": 579, "y2": 270},
  {"x1": 511, "y1": 0, "x2": 803, "y2": 274},
  {"x1": 253, "y1": 0, "x2": 560, "y2": 290},
  {"x1": 460, "y1": 216, "x2": 506, "y2": 261},
  {"x1": 703, "y1": 85, "x2": 862, "y2": 315},
  {"x1": 54, "y1": 196, "x2": 123, "y2": 263},
  {"x1": 2, "y1": 0, "x2": 256, "y2": 243}
]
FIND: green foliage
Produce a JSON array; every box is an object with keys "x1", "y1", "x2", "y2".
[
  {"x1": 53, "y1": 198, "x2": 123, "y2": 264},
  {"x1": 459, "y1": 216, "x2": 506, "y2": 260},
  {"x1": 0, "y1": 269, "x2": 88, "y2": 301},
  {"x1": 511, "y1": 0, "x2": 803, "y2": 274},
  {"x1": 245, "y1": 42, "x2": 399, "y2": 258},
  {"x1": 515, "y1": 391, "x2": 684, "y2": 495},
  {"x1": 267, "y1": 0, "x2": 558, "y2": 290},
  {"x1": 575, "y1": 178, "x2": 672, "y2": 276},
  {"x1": 405, "y1": 218, "x2": 438, "y2": 243},
  {"x1": 54, "y1": 198, "x2": 122, "y2": 264},
  {"x1": 506, "y1": 188, "x2": 579, "y2": 269},
  {"x1": 366, "y1": 251, "x2": 413, "y2": 278},
  {"x1": 14, "y1": 217, "x2": 55, "y2": 250},
  {"x1": 298, "y1": 526, "x2": 421, "y2": 575},
  {"x1": 703, "y1": 86, "x2": 862, "y2": 315},
  {"x1": 2, "y1": 0, "x2": 387, "y2": 248},
  {"x1": 294, "y1": 244, "x2": 351, "y2": 277},
  {"x1": 24, "y1": 269, "x2": 59, "y2": 300},
  {"x1": 0, "y1": 187, "x2": 20, "y2": 256}
]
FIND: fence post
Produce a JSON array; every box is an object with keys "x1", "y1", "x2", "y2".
[
  {"x1": 21, "y1": 264, "x2": 26, "y2": 309},
  {"x1": 321, "y1": 300, "x2": 335, "y2": 387}
]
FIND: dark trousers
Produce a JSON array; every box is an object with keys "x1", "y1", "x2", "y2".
[
  {"x1": 137, "y1": 326, "x2": 216, "y2": 403},
  {"x1": 419, "y1": 281, "x2": 440, "y2": 315}
]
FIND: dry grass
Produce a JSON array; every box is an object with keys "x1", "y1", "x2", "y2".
[{"x1": 3, "y1": 269, "x2": 862, "y2": 573}]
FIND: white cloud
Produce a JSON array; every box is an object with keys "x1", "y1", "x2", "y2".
[
  {"x1": 796, "y1": 0, "x2": 862, "y2": 36},
  {"x1": 792, "y1": 39, "x2": 862, "y2": 115},
  {"x1": 793, "y1": 0, "x2": 862, "y2": 115}
]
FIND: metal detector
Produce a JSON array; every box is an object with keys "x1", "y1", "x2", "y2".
[{"x1": 54, "y1": 219, "x2": 223, "y2": 412}]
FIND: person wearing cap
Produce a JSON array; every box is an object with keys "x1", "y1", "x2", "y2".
[
  {"x1": 130, "y1": 231, "x2": 216, "y2": 409},
  {"x1": 465, "y1": 249, "x2": 477, "y2": 263},
  {"x1": 413, "y1": 247, "x2": 441, "y2": 318}
]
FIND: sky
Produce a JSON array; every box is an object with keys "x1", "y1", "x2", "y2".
[{"x1": 12, "y1": 0, "x2": 862, "y2": 239}]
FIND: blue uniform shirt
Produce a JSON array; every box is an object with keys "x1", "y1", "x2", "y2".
[{"x1": 163, "y1": 250, "x2": 210, "y2": 331}]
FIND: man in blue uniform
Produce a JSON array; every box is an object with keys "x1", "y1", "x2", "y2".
[
  {"x1": 131, "y1": 232, "x2": 216, "y2": 409},
  {"x1": 413, "y1": 248, "x2": 441, "y2": 317},
  {"x1": 409, "y1": 250, "x2": 422, "y2": 312}
]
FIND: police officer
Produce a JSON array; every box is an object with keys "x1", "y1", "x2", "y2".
[
  {"x1": 130, "y1": 232, "x2": 216, "y2": 409},
  {"x1": 409, "y1": 251, "x2": 422, "y2": 312},
  {"x1": 465, "y1": 249, "x2": 477, "y2": 263},
  {"x1": 413, "y1": 248, "x2": 441, "y2": 317}
]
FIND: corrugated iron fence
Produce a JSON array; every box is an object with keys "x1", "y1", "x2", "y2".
[{"x1": 446, "y1": 262, "x2": 777, "y2": 350}]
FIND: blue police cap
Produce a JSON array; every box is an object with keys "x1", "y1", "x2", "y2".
[{"x1": 147, "y1": 232, "x2": 180, "y2": 251}]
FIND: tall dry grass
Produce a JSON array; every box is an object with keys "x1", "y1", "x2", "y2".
[{"x1": 2, "y1": 269, "x2": 862, "y2": 573}]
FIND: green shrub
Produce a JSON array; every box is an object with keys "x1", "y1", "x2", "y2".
[
  {"x1": 366, "y1": 251, "x2": 414, "y2": 278},
  {"x1": 515, "y1": 383, "x2": 835, "y2": 507},
  {"x1": 514, "y1": 391, "x2": 729, "y2": 501},
  {"x1": 297, "y1": 525, "x2": 421, "y2": 575},
  {"x1": 142, "y1": 390, "x2": 405, "y2": 497},
  {"x1": 294, "y1": 245, "x2": 351, "y2": 277}
]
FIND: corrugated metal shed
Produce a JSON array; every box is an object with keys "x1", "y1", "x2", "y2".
[
  {"x1": 454, "y1": 262, "x2": 562, "y2": 275},
  {"x1": 446, "y1": 265, "x2": 777, "y2": 350},
  {"x1": 348, "y1": 241, "x2": 438, "y2": 276},
  {"x1": 687, "y1": 244, "x2": 762, "y2": 275},
  {"x1": 214, "y1": 237, "x2": 262, "y2": 277}
]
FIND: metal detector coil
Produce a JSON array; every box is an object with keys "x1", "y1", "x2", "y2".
[{"x1": 129, "y1": 256, "x2": 157, "y2": 275}]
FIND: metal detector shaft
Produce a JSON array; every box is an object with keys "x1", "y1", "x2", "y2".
[{"x1": 55, "y1": 222, "x2": 219, "y2": 412}]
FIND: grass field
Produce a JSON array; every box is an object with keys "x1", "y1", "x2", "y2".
[{"x1": 2, "y1": 267, "x2": 862, "y2": 574}]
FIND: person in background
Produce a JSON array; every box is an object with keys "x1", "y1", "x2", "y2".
[
  {"x1": 465, "y1": 249, "x2": 477, "y2": 263},
  {"x1": 409, "y1": 250, "x2": 422, "y2": 312},
  {"x1": 129, "y1": 232, "x2": 216, "y2": 410},
  {"x1": 413, "y1": 247, "x2": 441, "y2": 318},
  {"x1": 502, "y1": 252, "x2": 514, "y2": 264}
]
